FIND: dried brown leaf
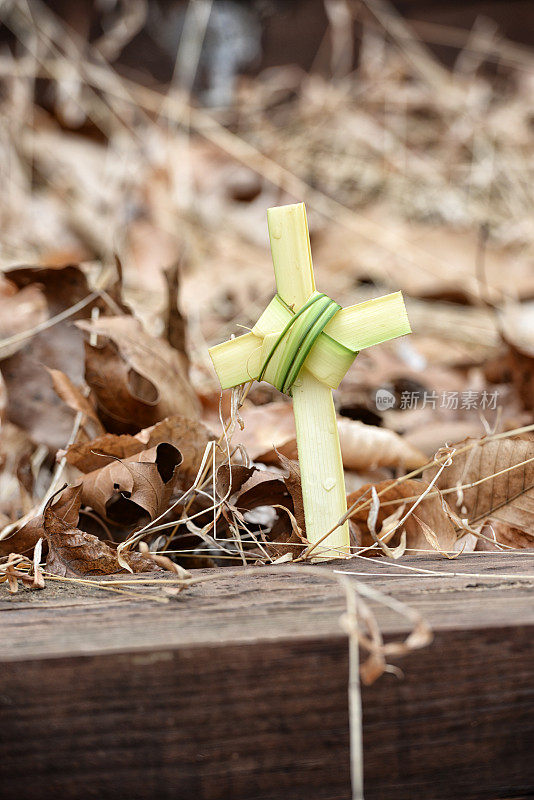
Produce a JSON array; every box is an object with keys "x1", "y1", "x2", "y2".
[
  {"x1": 64, "y1": 414, "x2": 211, "y2": 486},
  {"x1": 0, "y1": 483, "x2": 84, "y2": 558},
  {"x1": 424, "y1": 437, "x2": 534, "y2": 534},
  {"x1": 43, "y1": 492, "x2": 158, "y2": 577},
  {"x1": 134, "y1": 416, "x2": 212, "y2": 485},
  {"x1": 215, "y1": 463, "x2": 256, "y2": 498},
  {"x1": 80, "y1": 443, "x2": 182, "y2": 526},
  {"x1": 229, "y1": 454, "x2": 306, "y2": 557},
  {"x1": 78, "y1": 316, "x2": 199, "y2": 433}
]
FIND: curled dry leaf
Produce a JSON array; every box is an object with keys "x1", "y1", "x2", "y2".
[
  {"x1": 77, "y1": 316, "x2": 199, "y2": 434},
  {"x1": 217, "y1": 454, "x2": 306, "y2": 557},
  {"x1": 43, "y1": 488, "x2": 158, "y2": 577},
  {"x1": 424, "y1": 436, "x2": 534, "y2": 541},
  {"x1": 80, "y1": 443, "x2": 182, "y2": 526},
  {"x1": 0, "y1": 265, "x2": 98, "y2": 450},
  {"x1": 0, "y1": 483, "x2": 84, "y2": 558},
  {"x1": 347, "y1": 479, "x2": 458, "y2": 553},
  {"x1": 133, "y1": 418, "x2": 212, "y2": 486},
  {"x1": 64, "y1": 414, "x2": 212, "y2": 487},
  {"x1": 234, "y1": 401, "x2": 426, "y2": 470}
]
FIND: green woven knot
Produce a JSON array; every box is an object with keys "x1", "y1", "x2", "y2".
[{"x1": 258, "y1": 293, "x2": 341, "y2": 395}]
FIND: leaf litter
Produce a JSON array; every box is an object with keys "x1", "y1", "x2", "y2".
[{"x1": 0, "y1": 0, "x2": 533, "y2": 687}]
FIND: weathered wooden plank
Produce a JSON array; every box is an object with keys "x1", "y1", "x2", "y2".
[
  {"x1": 1, "y1": 553, "x2": 533, "y2": 800},
  {"x1": 2, "y1": 553, "x2": 534, "y2": 657}
]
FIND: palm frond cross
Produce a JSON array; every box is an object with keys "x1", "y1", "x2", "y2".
[{"x1": 210, "y1": 203, "x2": 411, "y2": 558}]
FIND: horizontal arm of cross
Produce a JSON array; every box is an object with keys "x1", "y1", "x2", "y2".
[{"x1": 209, "y1": 290, "x2": 410, "y2": 390}]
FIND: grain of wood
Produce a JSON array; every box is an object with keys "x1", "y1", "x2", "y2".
[{"x1": 0, "y1": 554, "x2": 533, "y2": 799}]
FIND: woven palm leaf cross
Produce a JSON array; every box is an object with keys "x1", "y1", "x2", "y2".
[{"x1": 209, "y1": 203, "x2": 411, "y2": 558}]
